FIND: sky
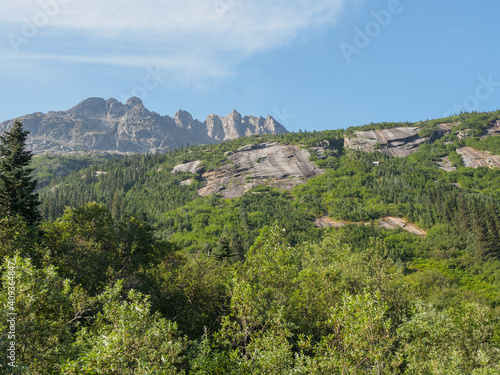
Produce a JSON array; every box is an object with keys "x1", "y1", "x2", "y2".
[{"x1": 1, "y1": 0, "x2": 500, "y2": 132}]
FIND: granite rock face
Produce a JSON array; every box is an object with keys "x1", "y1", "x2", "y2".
[
  {"x1": 171, "y1": 160, "x2": 204, "y2": 174},
  {"x1": 481, "y1": 120, "x2": 500, "y2": 138},
  {"x1": 345, "y1": 122, "x2": 500, "y2": 171},
  {"x1": 344, "y1": 127, "x2": 425, "y2": 158},
  {"x1": 205, "y1": 110, "x2": 283, "y2": 141},
  {"x1": 0, "y1": 97, "x2": 288, "y2": 154},
  {"x1": 456, "y1": 147, "x2": 500, "y2": 169},
  {"x1": 189, "y1": 142, "x2": 324, "y2": 199}
]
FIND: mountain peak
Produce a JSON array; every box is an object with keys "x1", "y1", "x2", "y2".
[
  {"x1": 227, "y1": 110, "x2": 243, "y2": 125},
  {"x1": 174, "y1": 110, "x2": 198, "y2": 130},
  {"x1": 126, "y1": 97, "x2": 143, "y2": 108},
  {"x1": 0, "y1": 97, "x2": 288, "y2": 154},
  {"x1": 175, "y1": 109, "x2": 193, "y2": 121},
  {"x1": 68, "y1": 97, "x2": 106, "y2": 114}
]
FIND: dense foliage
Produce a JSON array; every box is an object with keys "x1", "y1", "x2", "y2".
[
  {"x1": 2, "y1": 223, "x2": 499, "y2": 373},
  {"x1": 3, "y1": 113, "x2": 500, "y2": 373},
  {"x1": 0, "y1": 121, "x2": 40, "y2": 226}
]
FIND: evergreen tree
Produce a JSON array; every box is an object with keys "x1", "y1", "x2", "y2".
[
  {"x1": 0, "y1": 121, "x2": 41, "y2": 226},
  {"x1": 212, "y1": 237, "x2": 232, "y2": 261},
  {"x1": 230, "y1": 233, "x2": 245, "y2": 262}
]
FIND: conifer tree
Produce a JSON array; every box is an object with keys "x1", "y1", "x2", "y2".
[
  {"x1": 212, "y1": 237, "x2": 232, "y2": 261},
  {"x1": 0, "y1": 121, "x2": 41, "y2": 226}
]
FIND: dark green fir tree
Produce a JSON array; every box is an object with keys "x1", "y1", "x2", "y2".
[{"x1": 0, "y1": 121, "x2": 41, "y2": 226}]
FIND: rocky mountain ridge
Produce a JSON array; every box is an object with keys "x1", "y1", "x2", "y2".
[{"x1": 0, "y1": 97, "x2": 288, "y2": 154}]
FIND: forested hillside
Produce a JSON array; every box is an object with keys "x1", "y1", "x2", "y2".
[{"x1": 2, "y1": 113, "x2": 500, "y2": 373}]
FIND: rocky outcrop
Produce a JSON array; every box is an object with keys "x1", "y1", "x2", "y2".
[
  {"x1": 192, "y1": 142, "x2": 324, "y2": 199},
  {"x1": 0, "y1": 97, "x2": 288, "y2": 154},
  {"x1": 378, "y1": 217, "x2": 427, "y2": 236},
  {"x1": 456, "y1": 147, "x2": 500, "y2": 169},
  {"x1": 345, "y1": 122, "x2": 500, "y2": 170},
  {"x1": 205, "y1": 110, "x2": 284, "y2": 141},
  {"x1": 314, "y1": 216, "x2": 427, "y2": 236},
  {"x1": 313, "y1": 217, "x2": 349, "y2": 229},
  {"x1": 482, "y1": 120, "x2": 500, "y2": 138},
  {"x1": 436, "y1": 157, "x2": 456, "y2": 172},
  {"x1": 171, "y1": 160, "x2": 204, "y2": 174},
  {"x1": 344, "y1": 127, "x2": 425, "y2": 158}
]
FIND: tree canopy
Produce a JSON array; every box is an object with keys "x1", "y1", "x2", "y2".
[{"x1": 0, "y1": 121, "x2": 40, "y2": 226}]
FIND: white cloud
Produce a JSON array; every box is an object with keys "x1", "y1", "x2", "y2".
[{"x1": 2, "y1": 0, "x2": 347, "y2": 79}]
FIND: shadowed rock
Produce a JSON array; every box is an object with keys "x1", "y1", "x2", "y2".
[
  {"x1": 345, "y1": 127, "x2": 424, "y2": 158},
  {"x1": 481, "y1": 120, "x2": 500, "y2": 138}
]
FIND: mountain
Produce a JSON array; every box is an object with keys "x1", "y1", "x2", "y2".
[
  {"x1": 35, "y1": 109, "x2": 500, "y2": 242},
  {"x1": 0, "y1": 97, "x2": 288, "y2": 154},
  {"x1": 7, "y1": 111, "x2": 500, "y2": 373}
]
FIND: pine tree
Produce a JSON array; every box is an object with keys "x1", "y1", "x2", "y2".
[
  {"x1": 470, "y1": 198, "x2": 490, "y2": 259},
  {"x1": 230, "y1": 233, "x2": 245, "y2": 262},
  {"x1": 0, "y1": 121, "x2": 41, "y2": 226},
  {"x1": 212, "y1": 237, "x2": 232, "y2": 261}
]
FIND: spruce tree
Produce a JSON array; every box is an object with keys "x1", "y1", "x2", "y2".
[{"x1": 0, "y1": 121, "x2": 41, "y2": 226}]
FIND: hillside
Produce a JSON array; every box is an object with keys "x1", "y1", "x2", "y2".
[
  {"x1": 0, "y1": 97, "x2": 288, "y2": 154},
  {"x1": 34, "y1": 110, "x2": 500, "y2": 300},
  {"x1": 3, "y1": 110, "x2": 500, "y2": 373}
]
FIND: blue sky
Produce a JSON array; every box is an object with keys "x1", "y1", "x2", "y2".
[{"x1": 1, "y1": 0, "x2": 500, "y2": 132}]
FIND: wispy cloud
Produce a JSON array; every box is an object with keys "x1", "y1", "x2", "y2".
[{"x1": 2, "y1": 0, "x2": 347, "y2": 80}]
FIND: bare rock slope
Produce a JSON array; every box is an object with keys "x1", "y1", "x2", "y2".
[
  {"x1": 173, "y1": 142, "x2": 324, "y2": 199},
  {"x1": 314, "y1": 216, "x2": 427, "y2": 236},
  {"x1": 456, "y1": 147, "x2": 500, "y2": 169},
  {"x1": 344, "y1": 127, "x2": 425, "y2": 158},
  {"x1": 344, "y1": 124, "x2": 500, "y2": 170},
  {"x1": 0, "y1": 97, "x2": 288, "y2": 154}
]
